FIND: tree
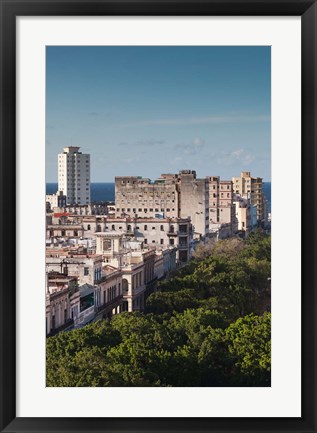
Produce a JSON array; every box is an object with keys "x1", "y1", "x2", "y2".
[{"x1": 226, "y1": 312, "x2": 271, "y2": 386}]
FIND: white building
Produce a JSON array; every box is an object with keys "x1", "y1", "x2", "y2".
[
  {"x1": 58, "y1": 146, "x2": 90, "y2": 205},
  {"x1": 46, "y1": 190, "x2": 67, "y2": 209}
]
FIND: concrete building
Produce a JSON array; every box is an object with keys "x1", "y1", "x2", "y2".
[
  {"x1": 46, "y1": 190, "x2": 67, "y2": 209},
  {"x1": 232, "y1": 171, "x2": 265, "y2": 225},
  {"x1": 58, "y1": 146, "x2": 90, "y2": 205},
  {"x1": 207, "y1": 176, "x2": 237, "y2": 236},
  {"x1": 95, "y1": 217, "x2": 191, "y2": 263},
  {"x1": 233, "y1": 194, "x2": 252, "y2": 235},
  {"x1": 115, "y1": 174, "x2": 180, "y2": 219},
  {"x1": 115, "y1": 169, "x2": 209, "y2": 238}
]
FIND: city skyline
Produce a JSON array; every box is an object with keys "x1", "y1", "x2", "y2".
[{"x1": 46, "y1": 46, "x2": 271, "y2": 182}]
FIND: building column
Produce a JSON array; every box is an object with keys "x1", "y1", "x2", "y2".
[{"x1": 128, "y1": 298, "x2": 133, "y2": 312}]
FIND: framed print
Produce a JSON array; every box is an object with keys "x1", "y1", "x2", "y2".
[{"x1": 0, "y1": 1, "x2": 316, "y2": 432}]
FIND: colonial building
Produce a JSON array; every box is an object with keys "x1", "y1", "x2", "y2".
[
  {"x1": 95, "y1": 232, "x2": 162, "y2": 312},
  {"x1": 45, "y1": 272, "x2": 80, "y2": 336},
  {"x1": 94, "y1": 265, "x2": 123, "y2": 320},
  {"x1": 45, "y1": 252, "x2": 103, "y2": 286}
]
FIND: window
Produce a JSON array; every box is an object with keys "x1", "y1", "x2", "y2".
[
  {"x1": 144, "y1": 225, "x2": 147, "y2": 230},
  {"x1": 160, "y1": 225, "x2": 164, "y2": 231},
  {"x1": 84, "y1": 267, "x2": 89, "y2": 276},
  {"x1": 150, "y1": 208, "x2": 153, "y2": 212},
  {"x1": 166, "y1": 208, "x2": 170, "y2": 212},
  {"x1": 152, "y1": 227, "x2": 155, "y2": 230},
  {"x1": 160, "y1": 239, "x2": 164, "y2": 245},
  {"x1": 152, "y1": 240, "x2": 155, "y2": 243},
  {"x1": 144, "y1": 239, "x2": 148, "y2": 244},
  {"x1": 127, "y1": 208, "x2": 131, "y2": 212},
  {"x1": 169, "y1": 238, "x2": 175, "y2": 245}
]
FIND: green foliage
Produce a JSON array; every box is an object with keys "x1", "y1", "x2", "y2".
[
  {"x1": 226, "y1": 312, "x2": 271, "y2": 386},
  {"x1": 46, "y1": 234, "x2": 271, "y2": 387}
]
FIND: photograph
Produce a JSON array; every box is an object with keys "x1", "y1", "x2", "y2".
[{"x1": 45, "y1": 45, "x2": 272, "y2": 388}]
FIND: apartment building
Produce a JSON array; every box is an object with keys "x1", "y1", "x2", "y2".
[
  {"x1": 232, "y1": 171, "x2": 265, "y2": 224},
  {"x1": 58, "y1": 146, "x2": 90, "y2": 205},
  {"x1": 207, "y1": 176, "x2": 237, "y2": 236},
  {"x1": 115, "y1": 170, "x2": 209, "y2": 238}
]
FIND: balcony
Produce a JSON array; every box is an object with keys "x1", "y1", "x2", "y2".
[
  {"x1": 96, "y1": 294, "x2": 123, "y2": 314},
  {"x1": 167, "y1": 230, "x2": 178, "y2": 236}
]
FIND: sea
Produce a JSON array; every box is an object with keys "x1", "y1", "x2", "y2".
[{"x1": 46, "y1": 181, "x2": 271, "y2": 211}]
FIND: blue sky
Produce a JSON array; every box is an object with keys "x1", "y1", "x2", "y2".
[{"x1": 46, "y1": 46, "x2": 271, "y2": 182}]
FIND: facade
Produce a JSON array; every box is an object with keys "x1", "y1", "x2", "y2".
[
  {"x1": 46, "y1": 272, "x2": 80, "y2": 336},
  {"x1": 45, "y1": 252, "x2": 103, "y2": 286},
  {"x1": 232, "y1": 171, "x2": 265, "y2": 224},
  {"x1": 233, "y1": 194, "x2": 251, "y2": 234},
  {"x1": 58, "y1": 146, "x2": 91, "y2": 205},
  {"x1": 207, "y1": 176, "x2": 237, "y2": 236},
  {"x1": 46, "y1": 190, "x2": 67, "y2": 209},
  {"x1": 115, "y1": 175, "x2": 180, "y2": 219},
  {"x1": 94, "y1": 266, "x2": 123, "y2": 320},
  {"x1": 52, "y1": 203, "x2": 108, "y2": 216},
  {"x1": 115, "y1": 170, "x2": 209, "y2": 238},
  {"x1": 95, "y1": 232, "x2": 160, "y2": 312},
  {"x1": 100, "y1": 217, "x2": 191, "y2": 263},
  {"x1": 177, "y1": 170, "x2": 209, "y2": 239},
  {"x1": 46, "y1": 224, "x2": 84, "y2": 239}
]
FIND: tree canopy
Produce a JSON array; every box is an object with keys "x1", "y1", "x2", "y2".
[{"x1": 47, "y1": 232, "x2": 271, "y2": 387}]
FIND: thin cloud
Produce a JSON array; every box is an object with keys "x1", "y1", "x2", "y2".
[
  {"x1": 119, "y1": 114, "x2": 270, "y2": 128},
  {"x1": 217, "y1": 148, "x2": 255, "y2": 166},
  {"x1": 174, "y1": 137, "x2": 205, "y2": 155}
]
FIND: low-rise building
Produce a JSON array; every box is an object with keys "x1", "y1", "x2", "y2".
[
  {"x1": 95, "y1": 266, "x2": 123, "y2": 320},
  {"x1": 46, "y1": 190, "x2": 67, "y2": 209},
  {"x1": 45, "y1": 252, "x2": 103, "y2": 286},
  {"x1": 45, "y1": 272, "x2": 80, "y2": 336}
]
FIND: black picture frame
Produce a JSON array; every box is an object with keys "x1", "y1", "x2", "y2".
[{"x1": 0, "y1": 1, "x2": 316, "y2": 432}]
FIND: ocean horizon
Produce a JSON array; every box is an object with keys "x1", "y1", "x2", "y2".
[{"x1": 46, "y1": 182, "x2": 271, "y2": 211}]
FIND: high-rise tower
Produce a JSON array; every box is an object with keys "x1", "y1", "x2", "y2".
[{"x1": 58, "y1": 146, "x2": 90, "y2": 205}]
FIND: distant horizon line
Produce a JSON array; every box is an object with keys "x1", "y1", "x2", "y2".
[{"x1": 46, "y1": 180, "x2": 272, "y2": 184}]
